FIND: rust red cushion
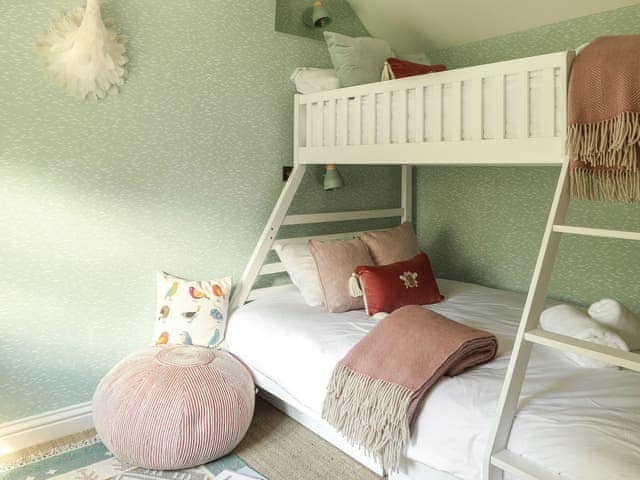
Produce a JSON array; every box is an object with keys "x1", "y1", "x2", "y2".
[
  {"x1": 354, "y1": 252, "x2": 443, "y2": 316},
  {"x1": 383, "y1": 58, "x2": 447, "y2": 80}
]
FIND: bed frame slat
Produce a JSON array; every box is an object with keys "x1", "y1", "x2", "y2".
[
  {"x1": 520, "y1": 71, "x2": 530, "y2": 139},
  {"x1": 542, "y1": 68, "x2": 556, "y2": 137},
  {"x1": 282, "y1": 208, "x2": 402, "y2": 226},
  {"x1": 353, "y1": 95, "x2": 362, "y2": 146},
  {"x1": 497, "y1": 75, "x2": 506, "y2": 140},
  {"x1": 416, "y1": 87, "x2": 425, "y2": 143}
]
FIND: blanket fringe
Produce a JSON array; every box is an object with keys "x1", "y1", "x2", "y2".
[
  {"x1": 568, "y1": 112, "x2": 640, "y2": 167},
  {"x1": 322, "y1": 364, "x2": 413, "y2": 473},
  {"x1": 570, "y1": 168, "x2": 640, "y2": 203}
]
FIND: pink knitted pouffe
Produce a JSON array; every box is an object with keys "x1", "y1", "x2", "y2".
[{"x1": 92, "y1": 345, "x2": 255, "y2": 470}]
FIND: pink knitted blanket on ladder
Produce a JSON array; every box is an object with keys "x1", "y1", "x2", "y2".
[{"x1": 322, "y1": 304, "x2": 498, "y2": 473}]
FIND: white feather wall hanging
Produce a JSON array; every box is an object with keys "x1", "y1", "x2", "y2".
[{"x1": 37, "y1": 0, "x2": 128, "y2": 100}]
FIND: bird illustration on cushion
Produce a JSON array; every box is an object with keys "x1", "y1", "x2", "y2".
[
  {"x1": 165, "y1": 281, "x2": 178, "y2": 301},
  {"x1": 158, "y1": 305, "x2": 170, "y2": 322},
  {"x1": 155, "y1": 331, "x2": 169, "y2": 345},
  {"x1": 212, "y1": 284, "x2": 225, "y2": 298},
  {"x1": 181, "y1": 305, "x2": 201, "y2": 322},
  {"x1": 179, "y1": 331, "x2": 193, "y2": 345},
  {"x1": 189, "y1": 286, "x2": 210, "y2": 300},
  {"x1": 208, "y1": 329, "x2": 221, "y2": 347}
]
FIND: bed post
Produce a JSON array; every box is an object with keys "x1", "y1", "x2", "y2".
[
  {"x1": 230, "y1": 165, "x2": 306, "y2": 311},
  {"x1": 401, "y1": 165, "x2": 413, "y2": 224},
  {"x1": 230, "y1": 95, "x2": 306, "y2": 312}
]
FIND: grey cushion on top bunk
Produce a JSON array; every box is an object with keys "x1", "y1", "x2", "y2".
[{"x1": 323, "y1": 32, "x2": 393, "y2": 87}]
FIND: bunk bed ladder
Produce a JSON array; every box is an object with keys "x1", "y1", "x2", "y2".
[{"x1": 484, "y1": 159, "x2": 640, "y2": 480}]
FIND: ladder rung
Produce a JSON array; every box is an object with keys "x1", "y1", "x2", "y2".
[
  {"x1": 525, "y1": 329, "x2": 640, "y2": 372},
  {"x1": 491, "y1": 450, "x2": 559, "y2": 480},
  {"x1": 259, "y1": 262, "x2": 286, "y2": 275},
  {"x1": 552, "y1": 225, "x2": 640, "y2": 241}
]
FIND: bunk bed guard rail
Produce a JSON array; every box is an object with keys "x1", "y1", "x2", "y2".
[{"x1": 295, "y1": 51, "x2": 573, "y2": 167}]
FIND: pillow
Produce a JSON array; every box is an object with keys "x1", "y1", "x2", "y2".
[
  {"x1": 273, "y1": 242, "x2": 324, "y2": 307},
  {"x1": 308, "y1": 237, "x2": 374, "y2": 313},
  {"x1": 290, "y1": 67, "x2": 340, "y2": 94},
  {"x1": 350, "y1": 252, "x2": 443, "y2": 316},
  {"x1": 361, "y1": 223, "x2": 420, "y2": 265},
  {"x1": 154, "y1": 272, "x2": 232, "y2": 348},
  {"x1": 382, "y1": 58, "x2": 447, "y2": 81},
  {"x1": 323, "y1": 31, "x2": 394, "y2": 87},
  {"x1": 396, "y1": 52, "x2": 432, "y2": 65}
]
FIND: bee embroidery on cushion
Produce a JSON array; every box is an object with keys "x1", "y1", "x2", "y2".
[{"x1": 399, "y1": 271, "x2": 419, "y2": 289}]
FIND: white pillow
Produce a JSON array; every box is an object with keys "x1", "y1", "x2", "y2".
[
  {"x1": 290, "y1": 67, "x2": 340, "y2": 94},
  {"x1": 273, "y1": 242, "x2": 324, "y2": 307},
  {"x1": 154, "y1": 272, "x2": 232, "y2": 347}
]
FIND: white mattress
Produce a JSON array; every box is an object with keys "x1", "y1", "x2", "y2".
[
  {"x1": 226, "y1": 280, "x2": 640, "y2": 480},
  {"x1": 308, "y1": 70, "x2": 562, "y2": 147}
]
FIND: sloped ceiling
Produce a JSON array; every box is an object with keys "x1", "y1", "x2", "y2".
[{"x1": 347, "y1": 0, "x2": 639, "y2": 52}]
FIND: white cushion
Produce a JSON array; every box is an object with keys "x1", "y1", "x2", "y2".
[
  {"x1": 290, "y1": 67, "x2": 340, "y2": 94},
  {"x1": 154, "y1": 272, "x2": 232, "y2": 347},
  {"x1": 274, "y1": 242, "x2": 324, "y2": 307}
]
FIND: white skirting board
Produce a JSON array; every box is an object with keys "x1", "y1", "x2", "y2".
[{"x1": 0, "y1": 402, "x2": 94, "y2": 456}]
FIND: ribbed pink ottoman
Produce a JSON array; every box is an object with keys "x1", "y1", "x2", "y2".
[{"x1": 92, "y1": 346, "x2": 255, "y2": 470}]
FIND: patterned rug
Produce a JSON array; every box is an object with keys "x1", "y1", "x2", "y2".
[{"x1": 0, "y1": 442, "x2": 265, "y2": 480}]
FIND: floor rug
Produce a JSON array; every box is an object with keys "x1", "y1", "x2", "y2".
[{"x1": 0, "y1": 442, "x2": 265, "y2": 480}]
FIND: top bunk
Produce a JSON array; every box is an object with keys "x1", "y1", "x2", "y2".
[{"x1": 294, "y1": 51, "x2": 575, "y2": 167}]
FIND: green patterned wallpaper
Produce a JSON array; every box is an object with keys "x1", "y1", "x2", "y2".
[
  {"x1": 0, "y1": 0, "x2": 399, "y2": 422},
  {"x1": 417, "y1": 5, "x2": 640, "y2": 315},
  {"x1": 275, "y1": 0, "x2": 369, "y2": 42}
]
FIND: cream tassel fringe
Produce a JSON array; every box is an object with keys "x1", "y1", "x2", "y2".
[
  {"x1": 571, "y1": 169, "x2": 640, "y2": 203},
  {"x1": 322, "y1": 364, "x2": 413, "y2": 473},
  {"x1": 568, "y1": 112, "x2": 640, "y2": 168},
  {"x1": 568, "y1": 112, "x2": 640, "y2": 202},
  {"x1": 348, "y1": 274, "x2": 363, "y2": 298}
]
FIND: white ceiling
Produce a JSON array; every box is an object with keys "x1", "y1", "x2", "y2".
[{"x1": 347, "y1": 0, "x2": 639, "y2": 52}]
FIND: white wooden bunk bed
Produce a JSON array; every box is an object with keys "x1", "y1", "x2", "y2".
[{"x1": 227, "y1": 50, "x2": 640, "y2": 480}]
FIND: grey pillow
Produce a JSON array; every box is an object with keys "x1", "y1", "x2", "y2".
[{"x1": 323, "y1": 31, "x2": 394, "y2": 87}]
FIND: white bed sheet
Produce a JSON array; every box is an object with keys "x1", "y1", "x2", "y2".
[
  {"x1": 226, "y1": 280, "x2": 640, "y2": 480},
  {"x1": 309, "y1": 70, "x2": 562, "y2": 147}
]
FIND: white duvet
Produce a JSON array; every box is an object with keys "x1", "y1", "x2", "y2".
[{"x1": 226, "y1": 280, "x2": 640, "y2": 480}]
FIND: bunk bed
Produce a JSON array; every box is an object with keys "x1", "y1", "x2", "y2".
[{"x1": 227, "y1": 50, "x2": 640, "y2": 480}]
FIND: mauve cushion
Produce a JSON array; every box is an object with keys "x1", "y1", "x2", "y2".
[
  {"x1": 361, "y1": 223, "x2": 419, "y2": 265},
  {"x1": 355, "y1": 252, "x2": 443, "y2": 316},
  {"x1": 309, "y1": 237, "x2": 374, "y2": 313}
]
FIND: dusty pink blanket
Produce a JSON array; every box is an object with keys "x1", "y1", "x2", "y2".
[
  {"x1": 568, "y1": 36, "x2": 640, "y2": 202},
  {"x1": 322, "y1": 305, "x2": 498, "y2": 472}
]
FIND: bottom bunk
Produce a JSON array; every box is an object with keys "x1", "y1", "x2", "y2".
[{"x1": 226, "y1": 280, "x2": 640, "y2": 480}]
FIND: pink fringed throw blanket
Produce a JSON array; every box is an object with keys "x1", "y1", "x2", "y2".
[
  {"x1": 322, "y1": 305, "x2": 497, "y2": 472},
  {"x1": 568, "y1": 36, "x2": 640, "y2": 202}
]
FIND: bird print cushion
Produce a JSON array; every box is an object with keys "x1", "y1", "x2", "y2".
[{"x1": 154, "y1": 272, "x2": 232, "y2": 348}]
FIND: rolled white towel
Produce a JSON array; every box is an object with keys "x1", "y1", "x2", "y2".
[
  {"x1": 588, "y1": 299, "x2": 640, "y2": 351},
  {"x1": 540, "y1": 304, "x2": 630, "y2": 368}
]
